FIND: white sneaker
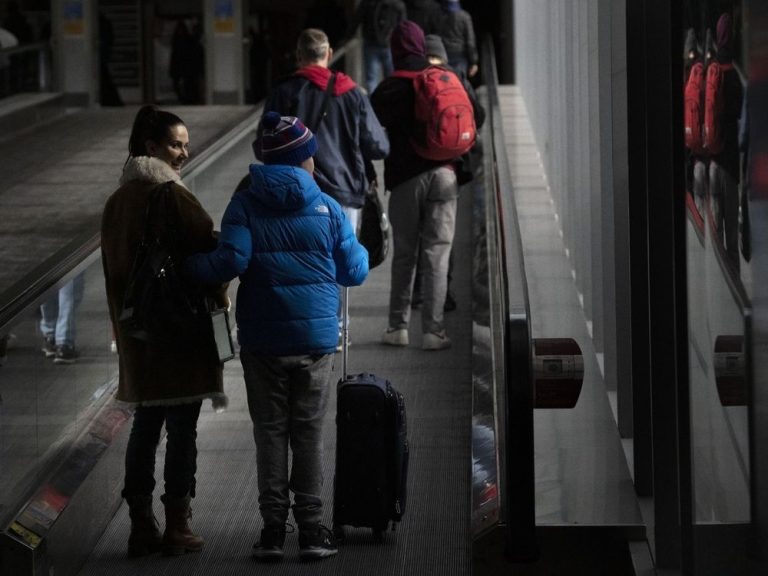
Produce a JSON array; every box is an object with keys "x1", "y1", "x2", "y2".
[
  {"x1": 422, "y1": 331, "x2": 451, "y2": 351},
  {"x1": 381, "y1": 327, "x2": 409, "y2": 347}
]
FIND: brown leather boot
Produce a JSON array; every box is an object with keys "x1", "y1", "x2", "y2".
[
  {"x1": 126, "y1": 495, "x2": 162, "y2": 557},
  {"x1": 161, "y1": 494, "x2": 204, "y2": 555}
]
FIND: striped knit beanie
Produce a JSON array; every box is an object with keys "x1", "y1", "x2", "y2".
[{"x1": 260, "y1": 111, "x2": 317, "y2": 166}]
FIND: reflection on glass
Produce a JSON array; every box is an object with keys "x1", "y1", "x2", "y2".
[
  {"x1": 471, "y1": 139, "x2": 501, "y2": 535},
  {"x1": 684, "y1": 4, "x2": 750, "y2": 294},
  {"x1": 684, "y1": 2, "x2": 752, "y2": 574},
  {"x1": 0, "y1": 257, "x2": 118, "y2": 528}
]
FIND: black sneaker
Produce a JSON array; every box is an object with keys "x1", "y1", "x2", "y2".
[
  {"x1": 53, "y1": 345, "x2": 78, "y2": 365},
  {"x1": 252, "y1": 525, "x2": 287, "y2": 561},
  {"x1": 299, "y1": 524, "x2": 338, "y2": 561},
  {"x1": 41, "y1": 336, "x2": 56, "y2": 358}
]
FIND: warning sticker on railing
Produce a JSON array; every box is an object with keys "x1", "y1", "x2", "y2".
[{"x1": 8, "y1": 521, "x2": 42, "y2": 549}]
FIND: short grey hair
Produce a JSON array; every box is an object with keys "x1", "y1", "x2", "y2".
[{"x1": 296, "y1": 28, "x2": 330, "y2": 64}]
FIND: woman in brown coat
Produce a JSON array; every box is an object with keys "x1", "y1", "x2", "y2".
[{"x1": 101, "y1": 105, "x2": 227, "y2": 557}]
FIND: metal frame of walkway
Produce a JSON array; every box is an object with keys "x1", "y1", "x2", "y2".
[{"x1": 0, "y1": 37, "x2": 652, "y2": 576}]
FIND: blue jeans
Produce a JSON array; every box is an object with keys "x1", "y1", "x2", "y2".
[
  {"x1": 40, "y1": 273, "x2": 85, "y2": 348},
  {"x1": 364, "y1": 42, "x2": 393, "y2": 94},
  {"x1": 241, "y1": 351, "x2": 333, "y2": 530},
  {"x1": 122, "y1": 401, "x2": 202, "y2": 499}
]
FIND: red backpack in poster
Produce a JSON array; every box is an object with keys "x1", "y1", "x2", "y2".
[
  {"x1": 684, "y1": 61, "x2": 705, "y2": 155},
  {"x1": 703, "y1": 61, "x2": 732, "y2": 155},
  {"x1": 392, "y1": 66, "x2": 476, "y2": 161}
]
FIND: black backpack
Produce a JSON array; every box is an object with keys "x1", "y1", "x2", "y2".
[{"x1": 365, "y1": 0, "x2": 403, "y2": 45}]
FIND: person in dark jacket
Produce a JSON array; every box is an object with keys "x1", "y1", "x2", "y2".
[
  {"x1": 259, "y1": 28, "x2": 389, "y2": 223},
  {"x1": 405, "y1": 0, "x2": 441, "y2": 34},
  {"x1": 186, "y1": 112, "x2": 369, "y2": 561},
  {"x1": 371, "y1": 20, "x2": 463, "y2": 351},
  {"x1": 435, "y1": 0, "x2": 478, "y2": 78},
  {"x1": 99, "y1": 11, "x2": 123, "y2": 106},
  {"x1": 256, "y1": 27, "x2": 388, "y2": 346},
  {"x1": 351, "y1": 0, "x2": 407, "y2": 93},
  {"x1": 708, "y1": 13, "x2": 743, "y2": 268},
  {"x1": 101, "y1": 105, "x2": 228, "y2": 558},
  {"x1": 169, "y1": 20, "x2": 204, "y2": 104}
]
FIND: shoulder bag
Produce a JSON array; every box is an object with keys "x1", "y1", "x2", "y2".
[
  {"x1": 358, "y1": 178, "x2": 390, "y2": 269},
  {"x1": 118, "y1": 182, "x2": 234, "y2": 363}
]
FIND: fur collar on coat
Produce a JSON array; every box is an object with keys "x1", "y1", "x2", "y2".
[
  {"x1": 120, "y1": 156, "x2": 187, "y2": 189},
  {"x1": 105, "y1": 155, "x2": 228, "y2": 411}
]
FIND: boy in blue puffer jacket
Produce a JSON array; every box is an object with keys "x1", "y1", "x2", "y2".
[{"x1": 186, "y1": 111, "x2": 368, "y2": 561}]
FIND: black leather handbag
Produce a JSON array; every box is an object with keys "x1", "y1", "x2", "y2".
[
  {"x1": 358, "y1": 179, "x2": 389, "y2": 269},
  {"x1": 119, "y1": 182, "x2": 219, "y2": 356}
]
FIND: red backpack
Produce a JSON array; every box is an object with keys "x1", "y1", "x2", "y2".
[
  {"x1": 703, "y1": 61, "x2": 732, "y2": 155},
  {"x1": 392, "y1": 66, "x2": 476, "y2": 161},
  {"x1": 684, "y1": 62, "x2": 705, "y2": 154}
]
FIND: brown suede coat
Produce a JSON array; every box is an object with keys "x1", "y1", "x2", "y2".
[{"x1": 101, "y1": 156, "x2": 227, "y2": 407}]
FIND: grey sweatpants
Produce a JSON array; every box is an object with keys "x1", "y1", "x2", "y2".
[{"x1": 388, "y1": 166, "x2": 458, "y2": 335}]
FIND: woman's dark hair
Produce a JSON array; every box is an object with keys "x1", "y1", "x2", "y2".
[{"x1": 127, "y1": 105, "x2": 185, "y2": 158}]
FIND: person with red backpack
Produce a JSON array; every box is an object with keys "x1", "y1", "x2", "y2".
[
  {"x1": 706, "y1": 13, "x2": 743, "y2": 267},
  {"x1": 683, "y1": 28, "x2": 707, "y2": 216},
  {"x1": 410, "y1": 33, "x2": 485, "y2": 312},
  {"x1": 371, "y1": 20, "x2": 476, "y2": 351}
]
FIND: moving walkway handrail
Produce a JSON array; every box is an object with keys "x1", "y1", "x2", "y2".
[
  {"x1": 481, "y1": 36, "x2": 537, "y2": 560},
  {"x1": 0, "y1": 41, "x2": 50, "y2": 58},
  {"x1": 0, "y1": 41, "x2": 53, "y2": 94}
]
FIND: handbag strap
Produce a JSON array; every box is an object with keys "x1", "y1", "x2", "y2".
[
  {"x1": 140, "y1": 181, "x2": 178, "y2": 250},
  {"x1": 314, "y1": 72, "x2": 336, "y2": 133},
  {"x1": 291, "y1": 72, "x2": 337, "y2": 133}
]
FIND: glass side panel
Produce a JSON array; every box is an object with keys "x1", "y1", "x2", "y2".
[
  {"x1": 683, "y1": 1, "x2": 753, "y2": 573},
  {"x1": 0, "y1": 256, "x2": 117, "y2": 527},
  {"x1": 471, "y1": 114, "x2": 501, "y2": 534}
]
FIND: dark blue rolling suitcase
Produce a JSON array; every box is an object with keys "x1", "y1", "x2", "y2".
[{"x1": 333, "y1": 289, "x2": 409, "y2": 541}]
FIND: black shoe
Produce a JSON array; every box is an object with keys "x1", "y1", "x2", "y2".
[
  {"x1": 252, "y1": 525, "x2": 288, "y2": 561},
  {"x1": 299, "y1": 524, "x2": 337, "y2": 561},
  {"x1": 53, "y1": 345, "x2": 78, "y2": 365},
  {"x1": 444, "y1": 291, "x2": 457, "y2": 312},
  {"x1": 41, "y1": 336, "x2": 56, "y2": 358}
]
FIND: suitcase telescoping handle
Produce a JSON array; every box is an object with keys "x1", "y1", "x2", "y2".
[{"x1": 341, "y1": 286, "x2": 349, "y2": 380}]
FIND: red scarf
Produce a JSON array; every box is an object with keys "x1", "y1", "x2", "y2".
[{"x1": 294, "y1": 64, "x2": 357, "y2": 96}]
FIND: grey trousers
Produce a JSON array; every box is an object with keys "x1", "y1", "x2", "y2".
[
  {"x1": 241, "y1": 351, "x2": 333, "y2": 530},
  {"x1": 388, "y1": 166, "x2": 458, "y2": 334}
]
